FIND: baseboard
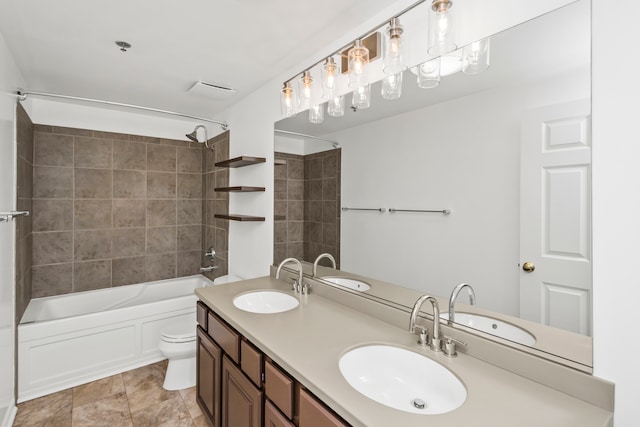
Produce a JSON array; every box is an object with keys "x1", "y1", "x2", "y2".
[{"x1": 0, "y1": 403, "x2": 17, "y2": 427}]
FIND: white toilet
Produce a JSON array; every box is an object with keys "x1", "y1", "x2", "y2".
[
  {"x1": 159, "y1": 319, "x2": 198, "y2": 390},
  {"x1": 159, "y1": 274, "x2": 243, "y2": 390}
]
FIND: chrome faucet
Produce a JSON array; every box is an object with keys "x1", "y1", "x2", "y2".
[
  {"x1": 275, "y1": 258, "x2": 307, "y2": 294},
  {"x1": 200, "y1": 265, "x2": 218, "y2": 273},
  {"x1": 312, "y1": 253, "x2": 336, "y2": 277},
  {"x1": 409, "y1": 295, "x2": 442, "y2": 352},
  {"x1": 448, "y1": 283, "x2": 476, "y2": 323}
]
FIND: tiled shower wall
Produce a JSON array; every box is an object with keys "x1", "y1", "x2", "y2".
[
  {"x1": 273, "y1": 149, "x2": 341, "y2": 267},
  {"x1": 25, "y1": 123, "x2": 228, "y2": 299},
  {"x1": 15, "y1": 104, "x2": 33, "y2": 321}
]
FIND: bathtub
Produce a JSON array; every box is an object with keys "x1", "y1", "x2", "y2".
[{"x1": 17, "y1": 274, "x2": 219, "y2": 402}]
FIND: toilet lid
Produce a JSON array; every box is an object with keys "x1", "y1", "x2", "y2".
[{"x1": 161, "y1": 321, "x2": 196, "y2": 343}]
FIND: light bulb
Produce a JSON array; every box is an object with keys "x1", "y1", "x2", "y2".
[
  {"x1": 416, "y1": 58, "x2": 441, "y2": 89},
  {"x1": 328, "y1": 96, "x2": 345, "y2": 117},
  {"x1": 348, "y1": 39, "x2": 369, "y2": 88},
  {"x1": 383, "y1": 18, "x2": 407, "y2": 74},
  {"x1": 298, "y1": 71, "x2": 313, "y2": 110},
  {"x1": 428, "y1": 0, "x2": 456, "y2": 56},
  {"x1": 463, "y1": 38, "x2": 490, "y2": 74},
  {"x1": 280, "y1": 82, "x2": 296, "y2": 117},
  {"x1": 322, "y1": 58, "x2": 338, "y2": 99},
  {"x1": 309, "y1": 104, "x2": 325, "y2": 124},
  {"x1": 352, "y1": 84, "x2": 371, "y2": 110},
  {"x1": 381, "y1": 72, "x2": 403, "y2": 100}
]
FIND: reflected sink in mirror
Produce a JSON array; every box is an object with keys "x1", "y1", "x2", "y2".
[
  {"x1": 321, "y1": 277, "x2": 371, "y2": 292},
  {"x1": 441, "y1": 313, "x2": 536, "y2": 346},
  {"x1": 339, "y1": 345, "x2": 466, "y2": 414},
  {"x1": 233, "y1": 290, "x2": 299, "y2": 314}
]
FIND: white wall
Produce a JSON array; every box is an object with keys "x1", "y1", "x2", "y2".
[
  {"x1": 0, "y1": 30, "x2": 25, "y2": 427},
  {"x1": 592, "y1": 0, "x2": 640, "y2": 425},
  {"x1": 334, "y1": 69, "x2": 589, "y2": 316}
]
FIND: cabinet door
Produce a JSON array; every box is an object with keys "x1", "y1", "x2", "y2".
[
  {"x1": 221, "y1": 356, "x2": 263, "y2": 427},
  {"x1": 265, "y1": 399, "x2": 295, "y2": 427},
  {"x1": 299, "y1": 389, "x2": 350, "y2": 427},
  {"x1": 197, "y1": 327, "x2": 221, "y2": 427}
]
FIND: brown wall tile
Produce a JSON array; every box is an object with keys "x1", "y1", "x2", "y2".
[
  {"x1": 147, "y1": 172, "x2": 176, "y2": 198},
  {"x1": 177, "y1": 174, "x2": 202, "y2": 199},
  {"x1": 75, "y1": 168, "x2": 112, "y2": 199},
  {"x1": 34, "y1": 133, "x2": 73, "y2": 166},
  {"x1": 113, "y1": 199, "x2": 146, "y2": 228},
  {"x1": 33, "y1": 199, "x2": 73, "y2": 232},
  {"x1": 112, "y1": 228, "x2": 145, "y2": 257},
  {"x1": 75, "y1": 200, "x2": 112, "y2": 229},
  {"x1": 74, "y1": 229, "x2": 112, "y2": 261},
  {"x1": 177, "y1": 200, "x2": 202, "y2": 225},
  {"x1": 177, "y1": 147, "x2": 202, "y2": 173},
  {"x1": 32, "y1": 264, "x2": 73, "y2": 298},
  {"x1": 113, "y1": 140, "x2": 146, "y2": 170},
  {"x1": 147, "y1": 144, "x2": 176, "y2": 172},
  {"x1": 75, "y1": 137, "x2": 113, "y2": 168},
  {"x1": 112, "y1": 256, "x2": 146, "y2": 287},
  {"x1": 74, "y1": 260, "x2": 112, "y2": 291},
  {"x1": 113, "y1": 170, "x2": 146, "y2": 198},
  {"x1": 177, "y1": 251, "x2": 201, "y2": 277},
  {"x1": 32, "y1": 231, "x2": 73, "y2": 265},
  {"x1": 147, "y1": 200, "x2": 176, "y2": 226},
  {"x1": 145, "y1": 253, "x2": 176, "y2": 281},
  {"x1": 177, "y1": 225, "x2": 202, "y2": 252},
  {"x1": 34, "y1": 166, "x2": 73, "y2": 198},
  {"x1": 147, "y1": 227, "x2": 177, "y2": 254}
]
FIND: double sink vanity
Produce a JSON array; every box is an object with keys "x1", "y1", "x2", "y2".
[{"x1": 194, "y1": 262, "x2": 613, "y2": 426}]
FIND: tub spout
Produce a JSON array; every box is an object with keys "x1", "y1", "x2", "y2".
[{"x1": 200, "y1": 266, "x2": 218, "y2": 273}]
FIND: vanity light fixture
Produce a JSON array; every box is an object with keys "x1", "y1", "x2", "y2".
[
  {"x1": 352, "y1": 84, "x2": 371, "y2": 110},
  {"x1": 416, "y1": 57, "x2": 441, "y2": 88},
  {"x1": 348, "y1": 39, "x2": 370, "y2": 88},
  {"x1": 381, "y1": 72, "x2": 403, "y2": 100},
  {"x1": 298, "y1": 71, "x2": 314, "y2": 110},
  {"x1": 428, "y1": 0, "x2": 456, "y2": 56},
  {"x1": 280, "y1": 82, "x2": 296, "y2": 118},
  {"x1": 322, "y1": 57, "x2": 338, "y2": 99},
  {"x1": 462, "y1": 38, "x2": 490, "y2": 74},
  {"x1": 309, "y1": 103, "x2": 325, "y2": 124},
  {"x1": 327, "y1": 95, "x2": 346, "y2": 117},
  {"x1": 383, "y1": 18, "x2": 407, "y2": 74}
]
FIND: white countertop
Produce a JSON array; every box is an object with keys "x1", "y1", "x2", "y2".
[{"x1": 196, "y1": 276, "x2": 612, "y2": 427}]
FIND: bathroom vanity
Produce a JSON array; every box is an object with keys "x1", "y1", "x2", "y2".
[{"x1": 195, "y1": 275, "x2": 613, "y2": 427}]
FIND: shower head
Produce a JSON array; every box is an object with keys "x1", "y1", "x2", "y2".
[{"x1": 186, "y1": 125, "x2": 212, "y2": 149}]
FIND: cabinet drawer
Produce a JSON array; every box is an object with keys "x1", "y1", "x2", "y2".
[
  {"x1": 197, "y1": 301, "x2": 208, "y2": 330},
  {"x1": 299, "y1": 389, "x2": 349, "y2": 427},
  {"x1": 207, "y1": 312, "x2": 240, "y2": 363},
  {"x1": 265, "y1": 360, "x2": 294, "y2": 419},
  {"x1": 241, "y1": 339, "x2": 263, "y2": 387},
  {"x1": 265, "y1": 399, "x2": 295, "y2": 427}
]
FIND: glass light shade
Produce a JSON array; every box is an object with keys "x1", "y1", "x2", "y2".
[
  {"x1": 440, "y1": 48, "x2": 463, "y2": 76},
  {"x1": 280, "y1": 82, "x2": 296, "y2": 117},
  {"x1": 298, "y1": 71, "x2": 313, "y2": 110},
  {"x1": 381, "y1": 72, "x2": 403, "y2": 100},
  {"x1": 309, "y1": 104, "x2": 325, "y2": 124},
  {"x1": 383, "y1": 18, "x2": 407, "y2": 74},
  {"x1": 348, "y1": 39, "x2": 369, "y2": 88},
  {"x1": 327, "y1": 95, "x2": 345, "y2": 117},
  {"x1": 352, "y1": 84, "x2": 371, "y2": 110},
  {"x1": 463, "y1": 38, "x2": 490, "y2": 75},
  {"x1": 322, "y1": 58, "x2": 338, "y2": 99},
  {"x1": 417, "y1": 58, "x2": 441, "y2": 89},
  {"x1": 428, "y1": 0, "x2": 456, "y2": 56}
]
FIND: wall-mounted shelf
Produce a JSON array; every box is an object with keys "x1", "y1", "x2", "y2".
[
  {"x1": 215, "y1": 214, "x2": 265, "y2": 222},
  {"x1": 215, "y1": 156, "x2": 266, "y2": 168},
  {"x1": 274, "y1": 159, "x2": 287, "y2": 166},
  {"x1": 215, "y1": 186, "x2": 265, "y2": 193}
]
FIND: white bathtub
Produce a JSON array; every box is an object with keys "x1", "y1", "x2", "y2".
[{"x1": 17, "y1": 274, "x2": 216, "y2": 402}]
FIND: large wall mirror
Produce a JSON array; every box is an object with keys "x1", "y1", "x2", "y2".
[{"x1": 274, "y1": 0, "x2": 591, "y2": 368}]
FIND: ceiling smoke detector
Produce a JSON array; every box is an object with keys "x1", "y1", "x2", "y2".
[{"x1": 115, "y1": 41, "x2": 132, "y2": 52}]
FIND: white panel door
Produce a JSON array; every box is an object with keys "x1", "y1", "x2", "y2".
[{"x1": 519, "y1": 100, "x2": 591, "y2": 335}]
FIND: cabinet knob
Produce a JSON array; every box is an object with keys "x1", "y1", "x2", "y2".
[{"x1": 522, "y1": 262, "x2": 535, "y2": 273}]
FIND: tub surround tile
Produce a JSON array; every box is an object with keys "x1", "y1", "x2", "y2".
[
  {"x1": 74, "y1": 260, "x2": 112, "y2": 291},
  {"x1": 147, "y1": 172, "x2": 177, "y2": 198},
  {"x1": 32, "y1": 199, "x2": 73, "y2": 232},
  {"x1": 147, "y1": 226, "x2": 177, "y2": 255},
  {"x1": 32, "y1": 263, "x2": 73, "y2": 298},
  {"x1": 113, "y1": 199, "x2": 147, "y2": 228},
  {"x1": 94, "y1": 130, "x2": 130, "y2": 140},
  {"x1": 113, "y1": 140, "x2": 146, "y2": 170},
  {"x1": 74, "y1": 200, "x2": 112, "y2": 229},
  {"x1": 74, "y1": 229, "x2": 112, "y2": 261},
  {"x1": 32, "y1": 231, "x2": 73, "y2": 265},
  {"x1": 177, "y1": 173, "x2": 202, "y2": 199},
  {"x1": 73, "y1": 374, "x2": 126, "y2": 408},
  {"x1": 177, "y1": 147, "x2": 202, "y2": 173},
  {"x1": 34, "y1": 166, "x2": 73, "y2": 198},
  {"x1": 74, "y1": 137, "x2": 113, "y2": 169},
  {"x1": 177, "y1": 251, "x2": 202, "y2": 277},
  {"x1": 34, "y1": 132, "x2": 74, "y2": 167},
  {"x1": 147, "y1": 144, "x2": 176, "y2": 172},
  {"x1": 112, "y1": 256, "x2": 146, "y2": 287},
  {"x1": 130, "y1": 135, "x2": 160, "y2": 144},
  {"x1": 51, "y1": 126, "x2": 93, "y2": 137},
  {"x1": 177, "y1": 225, "x2": 202, "y2": 252},
  {"x1": 177, "y1": 199, "x2": 202, "y2": 225},
  {"x1": 113, "y1": 170, "x2": 146, "y2": 198},
  {"x1": 71, "y1": 391, "x2": 132, "y2": 427},
  {"x1": 288, "y1": 221, "x2": 303, "y2": 242},
  {"x1": 147, "y1": 200, "x2": 177, "y2": 226},
  {"x1": 112, "y1": 228, "x2": 146, "y2": 258},
  {"x1": 287, "y1": 200, "x2": 304, "y2": 221},
  {"x1": 145, "y1": 253, "x2": 176, "y2": 282},
  {"x1": 75, "y1": 168, "x2": 113, "y2": 199}
]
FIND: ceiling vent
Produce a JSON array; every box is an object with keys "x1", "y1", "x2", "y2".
[{"x1": 188, "y1": 81, "x2": 236, "y2": 100}]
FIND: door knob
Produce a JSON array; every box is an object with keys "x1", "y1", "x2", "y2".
[{"x1": 522, "y1": 262, "x2": 535, "y2": 272}]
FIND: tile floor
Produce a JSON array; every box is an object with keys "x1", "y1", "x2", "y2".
[{"x1": 13, "y1": 360, "x2": 209, "y2": 427}]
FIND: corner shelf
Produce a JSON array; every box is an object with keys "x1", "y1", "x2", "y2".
[
  {"x1": 215, "y1": 186, "x2": 265, "y2": 193},
  {"x1": 215, "y1": 156, "x2": 266, "y2": 168},
  {"x1": 215, "y1": 214, "x2": 265, "y2": 222}
]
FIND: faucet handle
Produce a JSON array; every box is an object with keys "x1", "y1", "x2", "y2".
[
  {"x1": 443, "y1": 336, "x2": 466, "y2": 358},
  {"x1": 415, "y1": 326, "x2": 429, "y2": 347}
]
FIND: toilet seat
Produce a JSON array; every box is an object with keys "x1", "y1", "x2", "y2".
[{"x1": 161, "y1": 321, "x2": 196, "y2": 343}]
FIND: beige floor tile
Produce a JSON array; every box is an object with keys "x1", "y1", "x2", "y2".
[
  {"x1": 71, "y1": 392, "x2": 132, "y2": 427},
  {"x1": 73, "y1": 374, "x2": 125, "y2": 407},
  {"x1": 13, "y1": 389, "x2": 73, "y2": 427},
  {"x1": 192, "y1": 415, "x2": 211, "y2": 427},
  {"x1": 122, "y1": 361, "x2": 178, "y2": 413},
  {"x1": 130, "y1": 395, "x2": 194, "y2": 427},
  {"x1": 179, "y1": 386, "x2": 203, "y2": 419}
]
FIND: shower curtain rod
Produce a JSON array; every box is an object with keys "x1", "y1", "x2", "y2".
[
  {"x1": 16, "y1": 90, "x2": 229, "y2": 130},
  {"x1": 274, "y1": 129, "x2": 340, "y2": 148}
]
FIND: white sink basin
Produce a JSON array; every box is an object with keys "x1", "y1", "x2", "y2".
[
  {"x1": 339, "y1": 345, "x2": 466, "y2": 414},
  {"x1": 441, "y1": 312, "x2": 536, "y2": 346},
  {"x1": 233, "y1": 290, "x2": 299, "y2": 314},
  {"x1": 321, "y1": 277, "x2": 371, "y2": 292}
]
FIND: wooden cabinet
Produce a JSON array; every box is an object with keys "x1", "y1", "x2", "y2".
[
  {"x1": 221, "y1": 356, "x2": 263, "y2": 427},
  {"x1": 197, "y1": 327, "x2": 221, "y2": 427},
  {"x1": 197, "y1": 301, "x2": 351, "y2": 427}
]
